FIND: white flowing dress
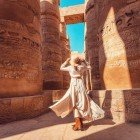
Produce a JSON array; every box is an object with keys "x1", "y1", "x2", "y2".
[{"x1": 49, "y1": 61, "x2": 105, "y2": 121}]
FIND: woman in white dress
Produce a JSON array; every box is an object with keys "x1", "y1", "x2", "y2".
[{"x1": 49, "y1": 56, "x2": 104, "y2": 131}]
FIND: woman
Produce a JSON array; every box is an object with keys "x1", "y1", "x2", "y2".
[{"x1": 49, "y1": 56, "x2": 104, "y2": 131}]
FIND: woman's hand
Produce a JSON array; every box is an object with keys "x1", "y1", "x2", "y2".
[
  {"x1": 66, "y1": 58, "x2": 71, "y2": 63},
  {"x1": 80, "y1": 58, "x2": 86, "y2": 65},
  {"x1": 80, "y1": 58, "x2": 85, "y2": 62}
]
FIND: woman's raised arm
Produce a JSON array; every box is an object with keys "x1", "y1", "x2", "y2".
[
  {"x1": 85, "y1": 61, "x2": 91, "y2": 70},
  {"x1": 81, "y1": 59, "x2": 91, "y2": 70},
  {"x1": 60, "y1": 58, "x2": 71, "y2": 71}
]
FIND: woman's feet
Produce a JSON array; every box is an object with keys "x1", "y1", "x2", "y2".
[{"x1": 72, "y1": 117, "x2": 84, "y2": 131}]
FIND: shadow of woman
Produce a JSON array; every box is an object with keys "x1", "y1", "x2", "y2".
[{"x1": 82, "y1": 118, "x2": 115, "y2": 131}]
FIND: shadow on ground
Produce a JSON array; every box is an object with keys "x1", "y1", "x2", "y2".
[
  {"x1": 83, "y1": 118, "x2": 115, "y2": 131},
  {"x1": 0, "y1": 111, "x2": 139, "y2": 140},
  {"x1": 0, "y1": 111, "x2": 73, "y2": 139},
  {"x1": 0, "y1": 111, "x2": 116, "y2": 139},
  {"x1": 76, "y1": 123, "x2": 140, "y2": 140}
]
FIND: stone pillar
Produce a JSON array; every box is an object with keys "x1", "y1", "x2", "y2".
[
  {"x1": 40, "y1": 0, "x2": 63, "y2": 90},
  {"x1": 85, "y1": 0, "x2": 140, "y2": 90},
  {"x1": 0, "y1": 0, "x2": 42, "y2": 98},
  {"x1": 0, "y1": 0, "x2": 53, "y2": 124},
  {"x1": 60, "y1": 21, "x2": 71, "y2": 89},
  {"x1": 85, "y1": 0, "x2": 140, "y2": 123},
  {"x1": 85, "y1": 0, "x2": 101, "y2": 90},
  {"x1": 84, "y1": 23, "x2": 91, "y2": 90},
  {"x1": 97, "y1": 0, "x2": 140, "y2": 89}
]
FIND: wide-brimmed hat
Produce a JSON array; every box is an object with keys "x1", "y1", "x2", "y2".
[{"x1": 70, "y1": 56, "x2": 81, "y2": 66}]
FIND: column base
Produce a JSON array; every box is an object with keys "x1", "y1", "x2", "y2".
[
  {"x1": 89, "y1": 89, "x2": 140, "y2": 123},
  {"x1": 0, "y1": 91, "x2": 53, "y2": 124}
]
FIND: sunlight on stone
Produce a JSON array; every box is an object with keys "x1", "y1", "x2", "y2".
[{"x1": 101, "y1": 7, "x2": 132, "y2": 89}]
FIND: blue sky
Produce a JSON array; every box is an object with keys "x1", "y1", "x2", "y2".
[
  {"x1": 60, "y1": 0, "x2": 85, "y2": 53},
  {"x1": 60, "y1": 0, "x2": 84, "y2": 7}
]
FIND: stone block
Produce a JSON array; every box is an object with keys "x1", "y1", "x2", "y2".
[
  {"x1": 89, "y1": 89, "x2": 140, "y2": 123},
  {"x1": 0, "y1": 91, "x2": 53, "y2": 124},
  {"x1": 60, "y1": 4, "x2": 85, "y2": 24}
]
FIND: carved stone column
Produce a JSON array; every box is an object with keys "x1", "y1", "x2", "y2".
[
  {"x1": 97, "y1": 0, "x2": 140, "y2": 89},
  {"x1": 85, "y1": 0, "x2": 140, "y2": 123},
  {"x1": 60, "y1": 21, "x2": 70, "y2": 89},
  {"x1": 0, "y1": 0, "x2": 53, "y2": 124},
  {"x1": 85, "y1": 0, "x2": 101, "y2": 90},
  {"x1": 40, "y1": 0, "x2": 63, "y2": 90},
  {"x1": 0, "y1": 0, "x2": 42, "y2": 97},
  {"x1": 85, "y1": 0, "x2": 140, "y2": 90}
]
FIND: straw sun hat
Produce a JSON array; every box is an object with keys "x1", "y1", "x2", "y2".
[{"x1": 70, "y1": 56, "x2": 83, "y2": 66}]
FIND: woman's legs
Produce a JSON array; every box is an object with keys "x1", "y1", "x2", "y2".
[
  {"x1": 73, "y1": 108, "x2": 83, "y2": 131},
  {"x1": 74, "y1": 108, "x2": 82, "y2": 118}
]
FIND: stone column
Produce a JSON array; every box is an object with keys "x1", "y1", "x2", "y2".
[
  {"x1": 84, "y1": 23, "x2": 91, "y2": 90},
  {"x1": 85, "y1": 0, "x2": 140, "y2": 122},
  {"x1": 0, "y1": 0, "x2": 53, "y2": 124},
  {"x1": 85, "y1": 0, "x2": 140, "y2": 90},
  {"x1": 0, "y1": 0, "x2": 42, "y2": 97},
  {"x1": 85, "y1": 0, "x2": 101, "y2": 90},
  {"x1": 40, "y1": 0, "x2": 63, "y2": 90},
  {"x1": 97, "y1": 0, "x2": 140, "y2": 89},
  {"x1": 60, "y1": 21, "x2": 71, "y2": 89}
]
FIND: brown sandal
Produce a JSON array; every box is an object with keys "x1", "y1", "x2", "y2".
[{"x1": 72, "y1": 117, "x2": 84, "y2": 131}]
